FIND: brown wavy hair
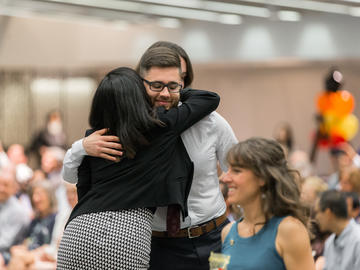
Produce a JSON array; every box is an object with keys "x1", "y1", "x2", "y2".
[{"x1": 227, "y1": 137, "x2": 310, "y2": 231}]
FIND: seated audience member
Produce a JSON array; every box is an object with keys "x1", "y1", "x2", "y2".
[
  {"x1": 273, "y1": 122, "x2": 294, "y2": 158},
  {"x1": 41, "y1": 147, "x2": 69, "y2": 214},
  {"x1": 6, "y1": 144, "x2": 34, "y2": 219},
  {"x1": 31, "y1": 170, "x2": 46, "y2": 183},
  {"x1": 340, "y1": 167, "x2": 360, "y2": 195},
  {"x1": 7, "y1": 144, "x2": 33, "y2": 184},
  {"x1": 301, "y1": 176, "x2": 328, "y2": 208},
  {"x1": 0, "y1": 166, "x2": 30, "y2": 267},
  {"x1": 344, "y1": 192, "x2": 360, "y2": 223},
  {"x1": 7, "y1": 180, "x2": 58, "y2": 270},
  {"x1": 0, "y1": 140, "x2": 10, "y2": 169},
  {"x1": 28, "y1": 109, "x2": 67, "y2": 168},
  {"x1": 315, "y1": 190, "x2": 360, "y2": 270},
  {"x1": 51, "y1": 182, "x2": 78, "y2": 250},
  {"x1": 300, "y1": 176, "x2": 329, "y2": 260},
  {"x1": 327, "y1": 148, "x2": 353, "y2": 190},
  {"x1": 289, "y1": 150, "x2": 313, "y2": 179}
]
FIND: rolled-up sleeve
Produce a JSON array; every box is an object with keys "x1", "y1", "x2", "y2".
[{"x1": 61, "y1": 139, "x2": 87, "y2": 184}]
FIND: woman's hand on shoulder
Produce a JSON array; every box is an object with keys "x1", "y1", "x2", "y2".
[
  {"x1": 276, "y1": 216, "x2": 315, "y2": 270},
  {"x1": 221, "y1": 221, "x2": 234, "y2": 243}
]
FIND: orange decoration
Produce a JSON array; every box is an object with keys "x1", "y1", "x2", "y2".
[
  {"x1": 316, "y1": 92, "x2": 332, "y2": 114},
  {"x1": 329, "y1": 90, "x2": 355, "y2": 117}
]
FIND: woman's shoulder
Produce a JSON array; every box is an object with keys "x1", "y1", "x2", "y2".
[
  {"x1": 276, "y1": 216, "x2": 310, "y2": 256},
  {"x1": 221, "y1": 221, "x2": 236, "y2": 243},
  {"x1": 278, "y1": 216, "x2": 307, "y2": 235}
]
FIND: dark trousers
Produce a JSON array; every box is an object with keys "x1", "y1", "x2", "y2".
[{"x1": 149, "y1": 219, "x2": 229, "y2": 270}]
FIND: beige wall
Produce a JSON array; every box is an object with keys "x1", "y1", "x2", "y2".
[
  {"x1": 194, "y1": 60, "x2": 360, "y2": 175},
  {"x1": 1, "y1": 60, "x2": 360, "y2": 175}
]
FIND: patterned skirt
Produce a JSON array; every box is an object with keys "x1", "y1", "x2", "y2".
[{"x1": 57, "y1": 208, "x2": 153, "y2": 270}]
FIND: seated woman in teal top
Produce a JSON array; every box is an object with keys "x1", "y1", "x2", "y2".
[{"x1": 221, "y1": 138, "x2": 315, "y2": 270}]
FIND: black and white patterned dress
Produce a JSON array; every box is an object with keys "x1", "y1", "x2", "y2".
[{"x1": 57, "y1": 208, "x2": 153, "y2": 270}]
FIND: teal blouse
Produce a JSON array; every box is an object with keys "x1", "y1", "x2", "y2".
[{"x1": 222, "y1": 216, "x2": 287, "y2": 270}]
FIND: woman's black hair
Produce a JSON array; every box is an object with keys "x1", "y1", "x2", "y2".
[{"x1": 89, "y1": 67, "x2": 162, "y2": 159}]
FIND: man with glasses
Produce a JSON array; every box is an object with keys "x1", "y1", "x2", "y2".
[
  {"x1": 142, "y1": 78, "x2": 182, "y2": 109},
  {"x1": 62, "y1": 42, "x2": 238, "y2": 270}
]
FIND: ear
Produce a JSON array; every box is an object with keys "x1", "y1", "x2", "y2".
[
  {"x1": 324, "y1": 208, "x2": 333, "y2": 218},
  {"x1": 258, "y1": 178, "x2": 266, "y2": 187}
]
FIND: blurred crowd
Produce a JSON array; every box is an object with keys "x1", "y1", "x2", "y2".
[
  {"x1": 1, "y1": 111, "x2": 360, "y2": 269},
  {"x1": 0, "y1": 110, "x2": 77, "y2": 270}
]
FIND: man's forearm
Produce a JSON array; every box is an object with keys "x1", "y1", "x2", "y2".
[{"x1": 61, "y1": 139, "x2": 87, "y2": 184}]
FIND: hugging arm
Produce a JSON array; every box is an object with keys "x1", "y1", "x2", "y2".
[
  {"x1": 159, "y1": 88, "x2": 220, "y2": 133},
  {"x1": 62, "y1": 129, "x2": 123, "y2": 184}
]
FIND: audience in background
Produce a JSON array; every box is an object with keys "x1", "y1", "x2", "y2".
[
  {"x1": 340, "y1": 167, "x2": 360, "y2": 195},
  {"x1": 327, "y1": 149, "x2": 353, "y2": 190},
  {"x1": 41, "y1": 147, "x2": 69, "y2": 215},
  {"x1": 273, "y1": 122, "x2": 294, "y2": 158},
  {"x1": 1, "y1": 107, "x2": 360, "y2": 270},
  {"x1": 344, "y1": 192, "x2": 360, "y2": 223},
  {"x1": 7, "y1": 181, "x2": 58, "y2": 270},
  {"x1": 28, "y1": 110, "x2": 67, "y2": 169},
  {"x1": 0, "y1": 166, "x2": 30, "y2": 267},
  {"x1": 315, "y1": 190, "x2": 360, "y2": 270},
  {"x1": 289, "y1": 150, "x2": 313, "y2": 179},
  {"x1": 0, "y1": 141, "x2": 10, "y2": 169},
  {"x1": 301, "y1": 176, "x2": 328, "y2": 208},
  {"x1": 7, "y1": 144, "x2": 33, "y2": 184},
  {"x1": 300, "y1": 176, "x2": 330, "y2": 265},
  {"x1": 6, "y1": 144, "x2": 34, "y2": 219}
]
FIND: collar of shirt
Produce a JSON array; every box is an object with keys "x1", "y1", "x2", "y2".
[
  {"x1": 334, "y1": 219, "x2": 357, "y2": 249},
  {"x1": 0, "y1": 197, "x2": 11, "y2": 210}
]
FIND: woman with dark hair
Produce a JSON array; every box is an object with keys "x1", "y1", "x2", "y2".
[
  {"x1": 221, "y1": 138, "x2": 315, "y2": 270},
  {"x1": 56, "y1": 66, "x2": 219, "y2": 269}
]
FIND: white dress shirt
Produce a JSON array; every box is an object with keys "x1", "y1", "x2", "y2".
[{"x1": 62, "y1": 112, "x2": 238, "y2": 230}]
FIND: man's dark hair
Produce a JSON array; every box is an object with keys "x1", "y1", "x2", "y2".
[
  {"x1": 147, "y1": 41, "x2": 194, "y2": 87},
  {"x1": 89, "y1": 67, "x2": 162, "y2": 159},
  {"x1": 344, "y1": 192, "x2": 360, "y2": 210},
  {"x1": 138, "y1": 47, "x2": 181, "y2": 78},
  {"x1": 319, "y1": 190, "x2": 348, "y2": 219}
]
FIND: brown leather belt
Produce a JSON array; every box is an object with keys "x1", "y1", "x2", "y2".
[{"x1": 152, "y1": 214, "x2": 227, "y2": 238}]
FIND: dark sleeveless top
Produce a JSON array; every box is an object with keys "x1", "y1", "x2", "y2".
[
  {"x1": 66, "y1": 88, "x2": 219, "y2": 227},
  {"x1": 222, "y1": 216, "x2": 287, "y2": 270}
]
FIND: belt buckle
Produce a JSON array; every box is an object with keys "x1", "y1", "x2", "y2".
[{"x1": 187, "y1": 225, "x2": 200, "y2": 239}]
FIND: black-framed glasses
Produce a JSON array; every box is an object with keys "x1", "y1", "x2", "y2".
[{"x1": 142, "y1": 78, "x2": 182, "y2": 93}]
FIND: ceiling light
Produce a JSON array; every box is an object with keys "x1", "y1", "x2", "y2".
[
  {"x1": 44, "y1": 0, "x2": 227, "y2": 23},
  {"x1": 237, "y1": 0, "x2": 349, "y2": 15},
  {"x1": 341, "y1": 0, "x2": 360, "y2": 3},
  {"x1": 112, "y1": 20, "x2": 130, "y2": 31},
  {"x1": 134, "y1": 0, "x2": 203, "y2": 9},
  {"x1": 218, "y1": 14, "x2": 242, "y2": 25},
  {"x1": 136, "y1": 0, "x2": 271, "y2": 18},
  {"x1": 204, "y1": 1, "x2": 270, "y2": 18},
  {"x1": 277, "y1": 10, "x2": 301, "y2": 21},
  {"x1": 349, "y1": 7, "x2": 360, "y2": 16},
  {"x1": 156, "y1": 17, "x2": 181, "y2": 28}
]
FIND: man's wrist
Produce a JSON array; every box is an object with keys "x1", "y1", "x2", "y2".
[{"x1": 73, "y1": 139, "x2": 87, "y2": 156}]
